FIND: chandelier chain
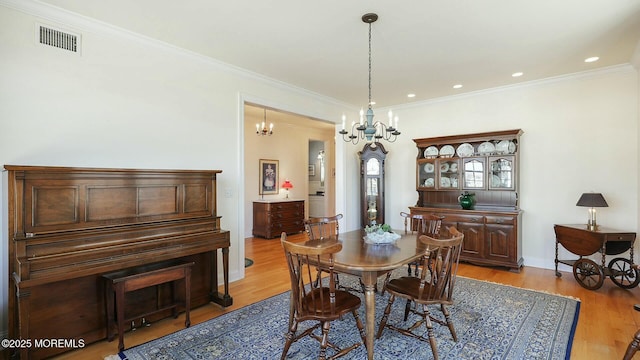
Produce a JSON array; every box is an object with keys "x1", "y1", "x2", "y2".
[
  {"x1": 368, "y1": 21, "x2": 372, "y2": 107},
  {"x1": 339, "y1": 13, "x2": 400, "y2": 145}
]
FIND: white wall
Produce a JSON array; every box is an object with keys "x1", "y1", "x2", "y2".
[
  {"x1": 370, "y1": 66, "x2": 639, "y2": 270},
  {"x1": 0, "y1": 2, "x2": 353, "y2": 337}
]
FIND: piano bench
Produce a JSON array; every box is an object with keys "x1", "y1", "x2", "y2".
[{"x1": 101, "y1": 260, "x2": 195, "y2": 351}]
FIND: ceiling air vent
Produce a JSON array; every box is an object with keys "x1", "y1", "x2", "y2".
[{"x1": 38, "y1": 24, "x2": 80, "y2": 53}]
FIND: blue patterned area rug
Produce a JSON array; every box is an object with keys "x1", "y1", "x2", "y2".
[{"x1": 114, "y1": 273, "x2": 580, "y2": 360}]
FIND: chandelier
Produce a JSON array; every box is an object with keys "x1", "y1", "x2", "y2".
[
  {"x1": 339, "y1": 13, "x2": 400, "y2": 145},
  {"x1": 256, "y1": 108, "x2": 273, "y2": 136}
]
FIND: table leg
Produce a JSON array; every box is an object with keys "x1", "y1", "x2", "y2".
[{"x1": 361, "y1": 272, "x2": 377, "y2": 360}]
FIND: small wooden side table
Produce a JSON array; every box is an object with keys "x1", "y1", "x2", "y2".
[
  {"x1": 554, "y1": 224, "x2": 637, "y2": 290},
  {"x1": 102, "y1": 260, "x2": 195, "y2": 351}
]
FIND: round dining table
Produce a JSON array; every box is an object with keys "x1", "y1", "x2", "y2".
[{"x1": 302, "y1": 229, "x2": 424, "y2": 360}]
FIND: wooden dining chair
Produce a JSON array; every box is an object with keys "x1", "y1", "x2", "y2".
[
  {"x1": 304, "y1": 214, "x2": 363, "y2": 292},
  {"x1": 381, "y1": 212, "x2": 443, "y2": 303},
  {"x1": 400, "y1": 212, "x2": 444, "y2": 276},
  {"x1": 624, "y1": 265, "x2": 640, "y2": 360},
  {"x1": 281, "y1": 233, "x2": 366, "y2": 360},
  {"x1": 376, "y1": 227, "x2": 464, "y2": 360},
  {"x1": 624, "y1": 303, "x2": 640, "y2": 360},
  {"x1": 304, "y1": 214, "x2": 343, "y2": 240}
]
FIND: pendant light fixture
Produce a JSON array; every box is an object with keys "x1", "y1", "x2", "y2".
[
  {"x1": 339, "y1": 13, "x2": 400, "y2": 145},
  {"x1": 256, "y1": 108, "x2": 274, "y2": 136}
]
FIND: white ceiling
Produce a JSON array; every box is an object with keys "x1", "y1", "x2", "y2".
[{"x1": 36, "y1": 0, "x2": 640, "y2": 108}]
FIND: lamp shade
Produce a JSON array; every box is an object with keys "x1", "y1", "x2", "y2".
[
  {"x1": 576, "y1": 193, "x2": 608, "y2": 207},
  {"x1": 282, "y1": 180, "x2": 293, "y2": 189}
]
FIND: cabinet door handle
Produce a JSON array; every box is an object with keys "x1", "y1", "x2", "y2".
[{"x1": 495, "y1": 219, "x2": 504, "y2": 224}]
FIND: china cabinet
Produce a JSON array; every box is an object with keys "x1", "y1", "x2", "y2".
[
  {"x1": 412, "y1": 129, "x2": 523, "y2": 271},
  {"x1": 359, "y1": 142, "x2": 387, "y2": 227}
]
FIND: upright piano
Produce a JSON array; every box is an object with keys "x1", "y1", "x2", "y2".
[{"x1": 4, "y1": 165, "x2": 232, "y2": 359}]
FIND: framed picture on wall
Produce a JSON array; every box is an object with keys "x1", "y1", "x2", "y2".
[{"x1": 259, "y1": 159, "x2": 279, "y2": 195}]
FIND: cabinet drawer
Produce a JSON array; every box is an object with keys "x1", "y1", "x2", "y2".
[
  {"x1": 270, "y1": 202, "x2": 303, "y2": 212},
  {"x1": 604, "y1": 233, "x2": 636, "y2": 242},
  {"x1": 485, "y1": 216, "x2": 516, "y2": 225},
  {"x1": 269, "y1": 211, "x2": 304, "y2": 223},
  {"x1": 274, "y1": 218, "x2": 303, "y2": 227},
  {"x1": 413, "y1": 209, "x2": 478, "y2": 223},
  {"x1": 442, "y1": 214, "x2": 483, "y2": 224},
  {"x1": 271, "y1": 220, "x2": 304, "y2": 234},
  {"x1": 278, "y1": 222, "x2": 304, "y2": 233}
]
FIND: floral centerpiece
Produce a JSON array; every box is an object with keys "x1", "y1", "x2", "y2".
[{"x1": 364, "y1": 223, "x2": 400, "y2": 244}]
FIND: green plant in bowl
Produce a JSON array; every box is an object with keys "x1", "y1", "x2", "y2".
[{"x1": 365, "y1": 223, "x2": 392, "y2": 233}]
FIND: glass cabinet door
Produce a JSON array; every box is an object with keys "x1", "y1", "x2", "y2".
[
  {"x1": 438, "y1": 159, "x2": 459, "y2": 189},
  {"x1": 489, "y1": 156, "x2": 515, "y2": 190},
  {"x1": 462, "y1": 158, "x2": 486, "y2": 189},
  {"x1": 418, "y1": 160, "x2": 436, "y2": 188}
]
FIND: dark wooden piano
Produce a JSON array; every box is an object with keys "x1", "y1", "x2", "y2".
[{"x1": 4, "y1": 165, "x2": 233, "y2": 359}]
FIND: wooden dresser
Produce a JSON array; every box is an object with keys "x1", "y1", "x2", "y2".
[
  {"x1": 252, "y1": 200, "x2": 304, "y2": 238},
  {"x1": 5, "y1": 165, "x2": 232, "y2": 359}
]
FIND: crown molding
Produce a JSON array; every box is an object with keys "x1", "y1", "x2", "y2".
[
  {"x1": 0, "y1": 0, "x2": 352, "y2": 111},
  {"x1": 392, "y1": 64, "x2": 636, "y2": 111}
]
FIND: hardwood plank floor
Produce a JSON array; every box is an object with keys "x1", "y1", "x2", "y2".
[{"x1": 53, "y1": 233, "x2": 640, "y2": 360}]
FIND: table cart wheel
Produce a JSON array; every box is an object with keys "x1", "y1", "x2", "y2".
[
  {"x1": 608, "y1": 257, "x2": 640, "y2": 289},
  {"x1": 573, "y1": 258, "x2": 604, "y2": 290}
]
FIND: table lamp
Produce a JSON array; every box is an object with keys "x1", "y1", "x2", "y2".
[
  {"x1": 576, "y1": 192, "x2": 608, "y2": 231},
  {"x1": 282, "y1": 180, "x2": 293, "y2": 198}
]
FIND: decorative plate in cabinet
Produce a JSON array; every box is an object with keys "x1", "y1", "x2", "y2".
[
  {"x1": 439, "y1": 145, "x2": 455, "y2": 158},
  {"x1": 456, "y1": 143, "x2": 474, "y2": 157},
  {"x1": 424, "y1": 146, "x2": 438, "y2": 158}
]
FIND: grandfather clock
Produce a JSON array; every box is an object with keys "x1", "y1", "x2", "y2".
[{"x1": 359, "y1": 142, "x2": 388, "y2": 227}]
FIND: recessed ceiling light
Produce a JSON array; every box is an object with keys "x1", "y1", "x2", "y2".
[
  {"x1": 453, "y1": 84, "x2": 463, "y2": 89},
  {"x1": 407, "y1": 93, "x2": 416, "y2": 98},
  {"x1": 584, "y1": 56, "x2": 599, "y2": 63},
  {"x1": 512, "y1": 72, "x2": 523, "y2": 77}
]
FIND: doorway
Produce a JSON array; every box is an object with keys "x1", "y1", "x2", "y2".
[
  {"x1": 308, "y1": 140, "x2": 326, "y2": 217},
  {"x1": 243, "y1": 103, "x2": 336, "y2": 237}
]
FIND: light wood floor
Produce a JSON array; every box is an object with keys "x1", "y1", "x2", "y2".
[{"x1": 54, "y1": 233, "x2": 640, "y2": 360}]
